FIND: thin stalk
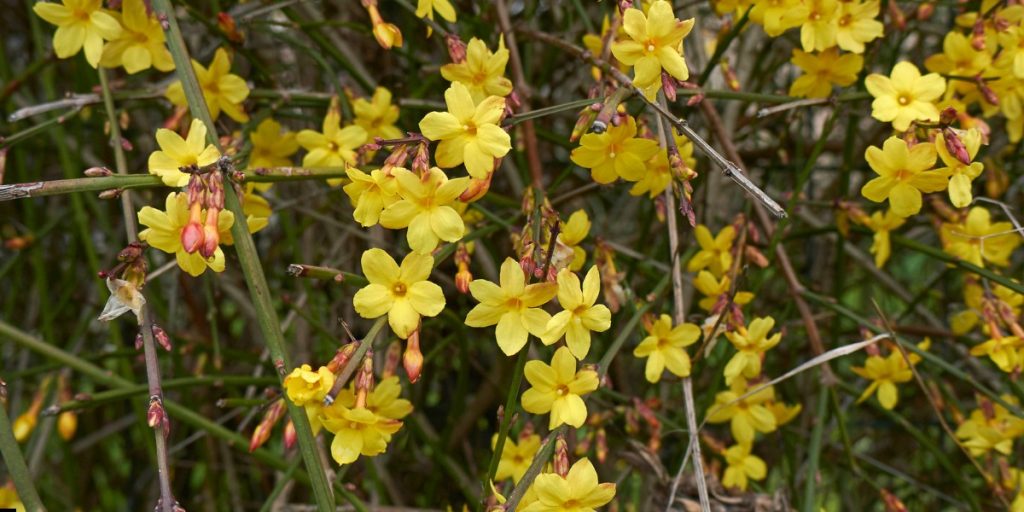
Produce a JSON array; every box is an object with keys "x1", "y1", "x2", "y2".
[
  {"x1": 0, "y1": 397, "x2": 45, "y2": 511},
  {"x1": 150, "y1": 1, "x2": 335, "y2": 509},
  {"x1": 800, "y1": 385, "x2": 829, "y2": 512}
]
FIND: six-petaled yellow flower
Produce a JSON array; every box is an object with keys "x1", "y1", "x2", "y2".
[
  {"x1": 521, "y1": 347, "x2": 599, "y2": 429},
  {"x1": 940, "y1": 207, "x2": 1022, "y2": 268},
  {"x1": 344, "y1": 167, "x2": 399, "y2": 227},
  {"x1": 320, "y1": 403, "x2": 402, "y2": 465},
  {"x1": 522, "y1": 458, "x2": 616, "y2": 512},
  {"x1": 440, "y1": 38, "x2": 512, "y2": 102},
  {"x1": 353, "y1": 248, "x2": 445, "y2": 339},
  {"x1": 297, "y1": 101, "x2": 368, "y2": 181},
  {"x1": 33, "y1": 0, "x2": 122, "y2": 68},
  {"x1": 861, "y1": 136, "x2": 947, "y2": 217},
  {"x1": 419, "y1": 81, "x2": 511, "y2": 179},
  {"x1": 166, "y1": 48, "x2": 251, "y2": 122},
  {"x1": 99, "y1": 0, "x2": 173, "y2": 74},
  {"x1": 494, "y1": 433, "x2": 542, "y2": 484},
  {"x1": 865, "y1": 62, "x2": 946, "y2": 131},
  {"x1": 465, "y1": 258, "x2": 557, "y2": 356},
  {"x1": 379, "y1": 167, "x2": 469, "y2": 254},
  {"x1": 789, "y1": 48, "x2": 863, "y2": 99},
  {"x1": 610, "y1": 0, "x2": 695, "y2": 99},
  {"x1": 706, "y1": 379, "x2": 778, "y2": 444},
  {"x1": 570, "y1": 115, "x2": 659, "y2": 184},
  {"x1": 633, "y1": 314, "x2": 700, "y2": 383},
  {"x1": 542, "y1": 267, "x2": 612, "y2": 360},
  {"x1": 148, "y1": 119, "x2": 221, "y2": 187}
]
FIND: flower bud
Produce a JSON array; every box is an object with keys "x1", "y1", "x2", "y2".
[
  {"x1": 942, "y1": 128, "x2": 972, "y2": 165},
  {"x1": 596, "y1": 427, "x2": 608, "y2": 464},
  {"x1": 199, "y1": 213, "x2": 220, "y2": 259},
  {"x1": 326, "y1": 341, "x2": 360, "y2": 374},
  {"x1": 403, "y1": 329, "x2": 424, "y2": 384},
  {"x1": 181, "y1": 210, "x2": 205, "y2": 255},
  {"x1": 355, "y1": 355, "x2": 375, "y2": 408},
  {"x1": 84, "y1": 166, "x2": 113, "y2": 177},
  {"x1": 978, "y1": 78, "x2": 999, "y2": 106},
  {"x1": 98, "y1": 188, "x2": 123, "y2": 199},
  {"x1": 661, "y1": 72, "x2": 678, "y2": 102},
  {"x1": 971, "y1": 19, "x2": 986, "y2": 51},
  {"x1": 249, "y1": 398, "x2": 286, "y2": 452},
  {"x1": 57, "y1": 410, "x2": 78, "y2": 441},
  {"x1": 939, "y1": 106, "x2": 958, "y2": 126},
  {"x1": 147, "y1": 399, "x2": 169, "y2": 438},
  {"x1": 283, "y1": 419, "x2": 297, "y2": 450},
  {"x1": 570, "y1": 104, "x2": 602, "y2": 142},
  {"x1": 13, "y1": 410, "x2": 37, "y2": 443},
  {"x1": 383, "y1": 340, "x2": 402, "y2": 378},
  {"x1": 720, "y1": 59, "x2": 740, "y2": 91},
  {"x1": 373, "y1": 22, "x2": 403, "y2": 49},
  {"x1": 445, "y1": 34, "x2": 467, "y2": 63},
  {"x1": 553, "y1": 436, "x2": 570, "y2": 477},
  {"x1": 217, "y1": 11, "x2": 244, "y2": 43},
  {"x1": 151, "y1": 324, "x2": 172, "y2": 351},
  {"x1": 915, "y1": 2, "x2": 934, "y2": 20},
  {"x1": 135, "y1": 333, "x2": 144, "y2": 350}
]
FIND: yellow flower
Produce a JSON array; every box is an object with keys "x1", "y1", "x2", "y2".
[
  {"x1": 835, "y1": 0, "x2": 883, "y2": 53},
  {"x1": 33, "y1": 0, "x2": 122, "y2": 68},
  {"x1": 242, "y1": 189, "x2": 271, "y2": 234},
  {"x1": 951, "y1": 280, "x2": 1023, "y2": 335},
  {"x1": 542, "y1": 267, "x2": 612, "y2": 360},
  {"x1": 797, "y1": 0, "x2": 839, "y2": 51},
  {"x1": 297, "y1": 101, "x2": 368, "y2": 178},
  {"x1": 247, "y1": 118, "x2": 298, "y2": 169},
  {"x1": 415, "y1": 0, "x2": 456, "y2": 34},
  {"x1": 521, "y1": 347, "x2": 599, "y2": 429},
  {"x1": 379, "y1": 167, "x2": 469, "y2": 254},
  {"x1": 864, "y1": 62, "x2": 946, "y2": 131},
  {"x1": 147, "y1": 119, "x2": 221, "y2": 187},
  {"x1": 750, "y1": 0, "x2": 808, "y2": 37},
  {"x1": 320, "y1": 403, "x2": 402, "y2": 465},
  {"x1": 166, "y1": 48, "x2": 251, "y2": 122},
  {"x1": 996, "y1": 26, "x2": 1024, "y2": 78},
  {"x1": 687, "y1": 224, "x2": 735, "y2": 277},
  {"x1": 610, "y1": 0, "x2": 695, "y2": 99},
  {"x1": 633, "y1": 314, "x2": 700, "y2": 382},
  {"x1": 0, "y1": 483, "x2": 25, "y2": 512},
  {"x1": 465, "y1": 258, "x2": 557, "y2": 356},
  {"x1": 98, "y1": 0, "x2": 172, "y2": 73},
  {"x1": 861, "y1": 136, "x2": 946, "y2": 217},
  {"x1": 570, "y1": 115, "x2": 659, "y2": 184},
  {"x1": 352, "y1": 248, "x2": 445, "y2": 339},
  {"x1": 440, "y1": 38, "x2": 512, "y2": 102},
  {"x1": 693, "y1": 271, "x2": 754, "y2": 312},
  {"x1": 284, "y1": 364, "x2": 335, "y2": 433},
  {"x1": 706, "y1": 379, "x2": 778, "y2": 444},
  {"x1": 494, "y1": 433, "x2": 542, "y2": 483},
  {"x1": 940, "y1": 207, "x2": 1022, "y2": 268},
  {"x1": 767, "y1": 400, "x2": 802, "y2": 426},
  {"x1": 419, "y1": 81, "x2": 511, "y2": 179},
  {"x1": 522, "y1": 458, "x2": 616, "y2": 512},
  {"x1": 955, "y1": 396, "x2": 1024, "y2": 456},
  {"x1": 970, "y1": 335, "x2": 1023, "y2": 373},
  {"x1": 138, "y1": 192, "x2": 235, "y2": 277},
  {"x1": 343, "y1": 167, "x2": 399, "y2": 227},
  {"x1": 934, "y1": 129, "x2": 985, "y2": 208},
  {"x1": 788, "y1": 48, "x2": 863, "y2": 99},
  {"x1": 851, "y1": 339, "x2": 929, "y2": 409},
  {"x1": 721, "y1": 443, "x2": 767, "y2": 491},
  {"x1": 335, "y1": 376, "x2": 414, "y2": 421},
  {"x1": 859, "y1": 209, "x2": 905, "y2": 268},
  {"x1": 924, "y1": 33, "x2": 992, "y2": 96},
  {"x1": 354, "y1": 87, "x2": 404, "y2": 141},
  {"x1": 631, "y1": 135, "x2": 696, "y2": 198},
  {"x1": 558, "y1": 210, "x2": 591, "y2": 272},
  {"x1": 724, "y1": 317, "x2": 782, "y2": 385}
]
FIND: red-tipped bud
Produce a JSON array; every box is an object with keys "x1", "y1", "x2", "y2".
[
  {"x1": 720, "y1": 60, "x2": 740, "y2": 91},
  {"x1": 199, "y1": 223, "x2": 219, "y2": 259},
  {"x1": 249, "y1": 398, "x2": 286, "y2": 452},
  {"x1": 881, "y1": 489, "x2": 908, "y2": 512},
  {"x1": 661, "y1": 72, "x2": 678, "y2": 102},
  {"x1": 283, "y1": 419, "x2": 297, "y2": 450},
  {"x1": 553, "y1": 436, "x2": 570, "y2": 477},
  {"x1": 939, "y1": 106, "x2": 958, "y2": 126},
  {"x1": 383, "y1": 340, "x2": 402, "y2": 378},
  {"x1": 326, "y1": 341, "x2": 360, "y2": 373},
  {"x1": 355, "y1": 354, "x2": 375, "y2": 408},
  {"x1": 916, "y1": 2, "x2": 934, "y2": 20},
  {"x1": 152, "y1": 324, "x2": 172, "y2": 352},
  {"x1": 971, "y1": 20, "x2": 986, "y2": 51},
  {"x1": 978, "y1": 78, "x2": 999, "y2": 106},
  {"x1": 181, "y1": 202, "x2": 205, "y2": 254},
  {"x1": 403, "y1": 329, "x2": 423, "y2": 383},
  {"x1": 84, "y1": 166, "x2": 113, "y2": 177},
  {"x1": 217, "y1": 12, "x2": 244, "y2": 43},
  {"x1": 943, "y1": 128, "x2": 972, "y2": 165},
  {"x1": 147, "y1": 399, "x2": 169, "y2": 438},
  {"x1": 445, "y1": 34, "x2": 467, "y2": 63},
  {"x1": 98, "y1": 188, "x2": 123, "y2": 199},
  {"x1": 455, "y1": 268, "x2": 473, "y2": 294},
  {"x1": 686, "y1": 93, "x2": 705, "y2": 106}
]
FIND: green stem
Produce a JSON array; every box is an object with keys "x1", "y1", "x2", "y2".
[
  {"x1": 150, "y1": 1, "x2": 335, "y2": 509},
  {"x1": 891, "y1": 234, "x2": 1024, "y2": 294},
  {"x1": 49, "y1": 376, "x2": 278, "y2": 413},
  {"x1": 801, "y1": 384, "x2": 829, "y2": 512},
  {"x1": 484, "y1": 347, "x2": 529, "y2": 487},
  {"x1": 0, "y1": 397, "x2": 45, "y2": 511}
]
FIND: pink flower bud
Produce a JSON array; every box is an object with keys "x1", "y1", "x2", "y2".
[
  {"x1": 943, "y1": 128, "x2": 972, "y2": 165},
  {"x1": 84, "y1": 167, "x2": 112, "y2": 177},
  {"x1": 152, "y1": 324, "x2": 172, "y2": 352},
  {"x1": 180, "y1": 222, "x2": 204, "y2": 254}
]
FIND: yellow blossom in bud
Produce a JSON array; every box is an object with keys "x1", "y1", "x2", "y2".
[
  {"x1": 440, "y1": 38, "x2": 512, "y2": 102},
  {"x1": 373, "y1": 22, "x2": 403, "y2": 49},
  {"x1": 138, "y1": 192, "x2": 235, "y2": 277},
  {"x1": 166, "y1": 48, "x2": 250, "y2": 122},
  {"x1": 721, "y1": 443, "x2": 767, "y2": 491},
  {"x1": 353, "y1": 248, "x2": 445, "y2": 339},
  {"x1": 859, "y1": 209, "x2": 905, "y2": 268},
  {"x1": 148, "y1": 119, "x2": 221, "y2": 187},
  {"x1": 380, "y1": 167, "x2": 470, "y2": 254},
  {"x1": 521, "y1": 347, "x2": 599, "y2": 429},
  {"x1": 693, "y1": 271, "x2": 754, "y2": 311},
  {"x1": 706, "y1": 378, "x2": 778, "y2": 444},
  {"x1": 861, "y1": 136, "x2": 946, "y2": 217},
  {"x1": 57, "y1": 410, "x2": 77, "y2": 441},
  {"x1": 687, "y1": 224, "x2": 735, "y2": 277},
  {"x1": 493, "y1": 433, "x2": 542, "y2": 483},
  {"x1": 558, "y1": 210, "x2": 591, "y2": 272},
  {"x1": 521, "y1": 458, "x2": 616, "y2": 512},
  {"x1": 955, "y1": 396, "x2": 1024, "y2": 456},
  {"x1": 284, "y1": 364, "x2": 336, "y2": 405},
  {"x1": 320, "y1": 403, "x2": 402, "y2": 465},
  {"x1": 951, "y1": 280, "x2": 1023, "y2": 335},
  {"x1": 934, "y1": 129, "x2": 984, "y2": 208},
  {"x1": 724, "y1": 316, "x2": 782, "y2": 385},
  {"x1": 419, "y1": 82, "x2": 511, "y2": 179},
  {"x1": 865, "y1": 62, "x2": 946, "y2": 131},
  {"x1": 633, "y1": 314, "x2": 700, "y2": 382},
  {"x1": 98, "y1": 0, "x2": 173, "y2": 73},
  {"x1": 354, "y1": 87, "x2": 404, "y2": 141},
  {"x1": 939, "y1": 207, "x2": 1022, "y2": 268},
  {"x1": 789, "y1": 48, "x2": 863, "y2": 99},
  {"x1": 542, "y1": 267, "x2": 612, "y2": 360},
  {"x1": 33, "y1": 0, "x2": 122, "y2": 68},
  {"x1": 12, "y1": 410, "x2": 37, "y2": 443},
  {"x1": 851, "y1": 339, "x2": 929, "y2": 409},
  {"x1": 465, "y1": 258, "x2": 557, "y2": 356},
  {"x1": 344, "y1": 167, "x2": 400, "y2": 227},
  {"x1": 610, "y1": 0, "x2": 695, "y2": 99},
  {"x1": 570, "y1": 115, "x2": 659, "y2": 184},
  {"x1": 297, "y1": 102, "x2": 368, "y2": 186},
  {"x1": 835, "y1": 0, "x2": 883, "y2": 53}
]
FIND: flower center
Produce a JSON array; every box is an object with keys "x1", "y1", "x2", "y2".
[
  {"x1": 392, "y1": 282, "x2": 408, "y2": 297},
  {"x1": 894, "y1": 169, "x2": 914, "y2": 181},
  {"x1": 573, "y1": 305, "x2": 589, "y2": 316},
  {"x1": 810, "y1": 11, "x2": 821, "y2": 20},
  {"x1": 74, "y1": 9, "x2": 91, "y2": 22},
  {"x1": 556, "y1": 384, "x2": 570, "y2": 396},
  {"x1": 463, "y1": 122, "x2": 478, "y2": 135},
  {"x1": 327, "y1": 141, "x2": 340, "y2": 152},
  {"x1": 505, "y1": 297, "x2": 523, "y2": 310},
  {"x1": 838, "y1": 14, "x2": 851, "y2": 26},
  {"x1": 645, "y1": 42, "x2": 656, "y2": 53},
  {"x1": 897, "y1": 94, "x2": 911, "y2": 106}
]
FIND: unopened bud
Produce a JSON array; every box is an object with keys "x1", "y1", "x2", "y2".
[
  {"x1": 686, "y1": 93, "x2": 705, "y2": 106},
  {"x1": 217, "y1": 12, "x2": 244, "y2": 43},
  {"x1": 403, "y1": 329, "x2": 423, "y2": 383},
  {"x1": 939, "y1": 106, "x2": 958, "y2": 126},
  {"x1": 460, "y1": 173, "x2": 493, "y2": 203},
  {"x1": 570, "y1": 104, "x2": 602, "y2": 142},
  {"x1": 98, "y1": 188, "x2": 123, "y2": 199},
  {"x1": 355, "y1": 354, "x2": 375, "y2": 408},
  {"x1": 283, "y1": 419, "x2": 297, "y2": 450},
  {"x1": 147, "y1": 399, "x2": 169, "y2": 437},
  {"x1": 661, "y1": 72, "x2": 678, "y2": 102},
  {"x1": 881, "y1": 489, "x2": 908, "y2": 512},
  {"x1": 596, "y1": 427, "x2": 608, "y2": 463},
  {"x1": 326, "y1": 341, "x2": 360, "y2": 373},
  {"x1": 978, "y1": 78, "x2": 999, "y2": 106},
  {"x1": 249, "y1": 398, "x2": 286, "y2": 452},
  {"x1": 135, "y1": 333, "x2": 144, "y2": 350},
  {"x1": 971, "y1": 20, "x2": 986, "y2": 51},
  {"x1": 916, "y1": 2, "x2": 934, "y2": 20},
  {"x1": 383, "y1": 340, "x2": 402, "y2": 378},
  {"x1": 373, "y1": 21, "x2": 403, "y2": 49},
  {"x1": 13, "y1": 410, "x2": 37, "y2": 442},
  {"x1": 942, "y1": 128, "x2": 972, "y2": 165},
  {"x1": 152, "y1": 324, "x2": 172, "y2": 352},
  {"x1": 181, "y1": 202, "x2": 205, "y2": 254},
  {"x1": 199, "y1": 221, "x2": 220, "y2": 259},
  {"x1": 411, "y1": 143, "x2": 431, "y2": 175},
  {"x1": 455, "y1": 268, "x2": 473, "y2": 294},
  {"x1": 888, "y1": 1, "x2": 906, "y2": 30},
  {"x1": 553, "y1": 436, "x2": 570, "y2": 477},
  {"x1": 57, "y1": 410, "x2": 77, "y2": 441},
  {"x1": 445, "y1": 34, "x2": 467, "y2": 63},
  {"x1": 720, "y1": 59, "x2": 740, "y2": 91},
  {"x1": 84, "y1": 166, "x2": 113, "y2": 177}
]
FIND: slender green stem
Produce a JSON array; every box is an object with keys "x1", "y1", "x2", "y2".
[
  {"x1": 0, "y1": 397, "x2": 45, "y2": 511},
  {"x1": 891, "y1": 234, "x2": 1024, "y2": 294},
  {"x1": 801, "y1": 384, "x2": 829, "y2": 512},
  {"x1": 484, "y1": 347, "x2": 529, "y2": 487},
  {"x1": 49, "y1": 376, "x2": 278, "y2": 413},
  {"x1": 150, "y1": 1, "x2": 335, "y2": 509}
]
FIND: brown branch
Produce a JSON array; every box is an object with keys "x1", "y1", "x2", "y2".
[{"x1": 494, "y1": 0, "x2": 544, "y2": 191}]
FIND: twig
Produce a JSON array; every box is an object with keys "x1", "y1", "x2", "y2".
[
  {"x1": 494, "y1": 0, "x2": 544, "y2": 190},
  {"x1": 656, "y1": 94, "x2": 710, "y2": 512},
  {"x1": 323, "y1": 317, "x2": 388, "y2": 405},
  {"x1": 517, "y1": 28, "x2": 787, "y2": 219},
  {"x1": 756, "y1": 98, "x2": 830, "y2": 118}
]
